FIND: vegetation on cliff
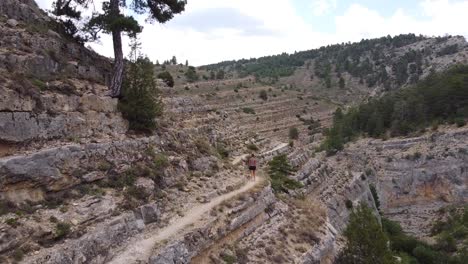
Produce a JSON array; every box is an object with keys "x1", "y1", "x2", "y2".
[
  {"x1": 201, "y1": 34, "x2": 428, "y2": 83},
  {"x1": 338, "y1": 204, "x2": 468, "y2": 264},
  {"x1": 118, "y1": 43, "x2": 163, "y2": 132},
  {"x1": 336, "y1": 204, "x2": 395, "y2": 264},
  {"x1": 268, "y1": 155, "x2": 302, "y2": 193},
  {"x1": 322, "y1": 65, "x2": 468, "y2": 154},
  {"x1": 382, "y1": 207, "x2": 468, "y2": 264}
]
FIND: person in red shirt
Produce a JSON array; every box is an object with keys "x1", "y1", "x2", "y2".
[{"x1": 247, "y1": 154, "x2": 257, "y2": 181}]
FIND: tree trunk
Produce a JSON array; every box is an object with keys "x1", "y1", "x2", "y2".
[{"x1": 109, "y1": 0, "x2": 123, "y2": 98}]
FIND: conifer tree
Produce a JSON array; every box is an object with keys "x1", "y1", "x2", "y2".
[
  {"x1": 52, "y1": 0, "x2": 187, "y2": 97},
  {"x1": 336, "y1": 204, "x2": 395, "y2": 264}
]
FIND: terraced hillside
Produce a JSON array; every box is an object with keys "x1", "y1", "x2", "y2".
[
  {"x1": 0, "y1": 1, "x2": 467, "y2": 264},
  {"x1": 202, "y1": 34, "x2": 468, "y2": 104}
]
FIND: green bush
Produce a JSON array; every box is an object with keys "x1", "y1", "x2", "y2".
[
  {"x1": 12, "y1": 249, "x2": 24, "y2": 262},
  {"x1": 382, "y1": 218, "x2": 403, "y2": 236},
  {"x1": 32, "y1": 79, "x2": 47, "y2": 90},
  {"x1": 6, "y1": 218, "x2": 19, "y2": 228},
  {"x1": 55, "y1": 222, "x2": 71, "y2": 239},
  {"x1": 412, "y1": 245, "x2": 440, "y2": 264},
  {"x1": 259, "y1": 90, "x2": 268, "y2": 101},
  {"x1": 105, "y1": 169, "x2": 137, "y2": 189},
  {"x1": 216, "y1": 144, "x2": 229, "y2": 159},
  {"x1": 289, "y1": 127, "x2": 299, "y2": 140},
  {"x1": 185, "y1": 66, "x2": 199, "y2": 82},
  {"x1": 195, "y1": 139, "x2": 213, "y2": 155},
  {"x1": 118, "y1": 57, "x2": 163, "y2": 133},
  {"x1": 345, "y1": 199, "x2": 353, "y2": 209},
  {"x1": 242, "y1": 107, "x2": 256, "y2": 114},
  {"x1": 247, "y1": 143, "x2": 259, "y2": 151},
  {"x1": 336, "y1": 204, "x2": 394, "y2": 264},
  {"x1": 153, "y1": 153, "x2": 169, "y2": 168},
  {"x1": 125, "y1": 185, "x2": 149, "y2": 201},
  {"x1": 157, "y1": 71, "x2": 174, "y2": 87},
  {"x1": 268, "y1": 155, "x2": 302, "y2": 193},
  {"x1": 455, "y1": 117, "x2": 466, "y2": 127}
]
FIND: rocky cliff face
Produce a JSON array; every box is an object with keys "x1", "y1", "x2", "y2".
[
  {"x1": 296, "y1": 127, "x2": 467, "y2": 240},
  {"x1": 0, "y1": 1, "x2": 467, "y2": 263}
]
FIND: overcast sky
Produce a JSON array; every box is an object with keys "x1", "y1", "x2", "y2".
[{"x1": 36, "y1": 0, "x2": 468, "y2": 66}]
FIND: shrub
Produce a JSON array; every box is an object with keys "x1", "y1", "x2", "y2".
[
  {"x1": 268, "y1": 155, "x2": 302, "y2": 193},
  {"x1": 97, "y1": 160, "x2": 112, "y2": 171},
  {"x1": 55, "y1": 222, "x2": 71, "y2": 239},
  {"x1": 125, "y1": 185, "x2": 149, "y2": 201},
  {"x1": 412, "y1": 245, "x2": 439, "y2": 264},
  {"x1": 382, "y1": 218, "x2": 403, "y2": 237},
  {"x1": 32, "y1": 79, "x2": 47, "y2": 90},
  {"x1": 455, "y1": 117, "x2": 466, "y2": 127},
  {"x1": 242, "y1": 107, "x2": 255, "y2": 114},
  {"x1": 337, "y1": 204, "x2": 394, "y2": 264},
  {"x1": 289, "y1": 127, "x2": 299, "y2": 140},
  {"x1": 259, "y1": 90, "x2": 268, "y2": 101},
  {"x1": 247, "y1": 143, "x2": 259, "y2": 151},
  {"x1": 157, "y1": 71, "x2": 174, "y2": 87},
  {"x1": 12, "y1": 249, "x2": 24, "y2": 262},
  {"x1": 6, "y1": 218, "x2": 19, "y2": 228},
  {"x1": 153, "y1": 153, "x2": 169, "y2": 168},
  {"x1": 345, "y1": 199, "x2": 353, "y2": 209},
  {"x1": 185, "y1": 66, "x2": 199, "y2": 82},
  {"x1": 221, "y1": 253, "x2": 236, "y2": 264},
  {"x1": 216, "y1": 144, "x2": 229, "y2": 159},
  {"x1": 105, "y1": 169, "x2": 137, "y2": 189},
  {"x1": 195, "y1": 139, "x2": 213, "y2": 155},
  {"x1": 118, "y1": 57, "x2": 163, "y2": 133}
]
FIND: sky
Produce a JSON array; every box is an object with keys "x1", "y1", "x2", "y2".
[{"x1": 36, "y1": 0, "x2": 468, "y2": 66}]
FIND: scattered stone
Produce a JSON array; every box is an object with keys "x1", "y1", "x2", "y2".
[
  {"x1": 6, "y1": 19, "x2": 18, "y2": 27},
  {"x1": 135, "y1": 177, "x2": 155, "y2": 193}
]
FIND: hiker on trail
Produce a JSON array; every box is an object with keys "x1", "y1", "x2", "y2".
[{"x1": 247, "y1": 154, "x2": 257, "y2": 181}]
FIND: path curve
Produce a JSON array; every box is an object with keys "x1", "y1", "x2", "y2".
[{"x1": 108, "y1": 175, "x2": 263, "y2": 264}]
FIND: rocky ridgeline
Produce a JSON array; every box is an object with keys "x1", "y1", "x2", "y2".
[
  {"x1": 294, "y1": 127, "x2": 467, "y2": 240},
  {"x1": 0, "y1": 0, "x2": 119, "y2": 151}
]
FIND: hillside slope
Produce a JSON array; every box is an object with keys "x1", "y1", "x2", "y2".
[
  {"x1": 202, "y1": 34, "x2": 468, "y2": 104},
  {"x1": 0, "y1": 1, "x2": 467, "y2": 264}
]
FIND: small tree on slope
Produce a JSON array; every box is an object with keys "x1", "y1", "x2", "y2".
[
  {"x1": 336, "y1": 204, "x2": 395, "y2": 264},
  {"x1": 118, "y1": 39, "x2": 163, "y2": 132}
]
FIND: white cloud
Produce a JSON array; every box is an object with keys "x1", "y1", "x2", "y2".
[
  {"x1": 311, "y1": 0, "x2": 337, "y2": 16},
  {"x1": 334, "y1": 1, "x2": 468, "y2": 43},
  {"x1": 34, "y1": 0, "x2": 468, "y2": 66}
]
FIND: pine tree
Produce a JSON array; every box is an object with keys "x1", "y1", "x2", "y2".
[
  {"x1": 339, "y1": 77, "x2": 346, "y2": 89},
  {"x1": 336, "y1": 204, "x2": 395, "y2": 264},
  {"x1": 52, "y1": 0, "x2": 186, "y2": 98},
  {"x1": 216, "y1": 69, "x2": 225, "y2": 80},
  {"x1": 118, "y1": 39, "x2": 163, "y2": 132}
]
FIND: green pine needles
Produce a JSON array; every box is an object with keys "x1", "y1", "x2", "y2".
[
  {"x1": 118, "y1": 40, "x2": 163, "y2": 132},
  {"x1": 268, "y1": 154, "x2": 302, "y2": 193}
]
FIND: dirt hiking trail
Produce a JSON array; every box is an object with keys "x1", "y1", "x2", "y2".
[{"x1": 108, "y1": 168, "x2": 265, "y2": 264}]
